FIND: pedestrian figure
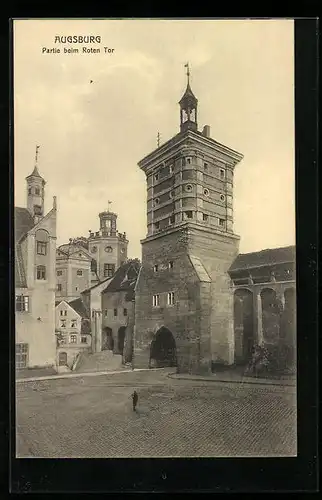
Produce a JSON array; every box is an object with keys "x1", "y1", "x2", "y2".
[{"x1": 132, "y1": 390, "x2": 138, "y2": 412}]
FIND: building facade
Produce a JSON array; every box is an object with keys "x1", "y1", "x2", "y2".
[
  {"x1": 15, "y1": 166, "x2": 57, "y2": 369},
  {"x1": 56, "y1": 243, "x2": 92, "y2": 301},
  {"x1": 55, "y1": 298, "x2": 91, "y2": 369},
  {"x1": 229, "y1": 246, "x2": 296, "y2": 372},
  {"x1": 133, "y1": 73, "x2": 243, "y2": 374}
]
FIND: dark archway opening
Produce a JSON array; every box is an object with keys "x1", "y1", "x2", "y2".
[
  {"x1": 102, "y1": 327, "x2": 114, "y2": 351},
  {"x1": 150, "y1": 327, "x2": 177, "y2": 368},
  {"x1": 117, "y1": 326, "x2": 126, "y2": 355},
  {"x1": 234, "y1": 289, "x2": 254, "y2": 364}
]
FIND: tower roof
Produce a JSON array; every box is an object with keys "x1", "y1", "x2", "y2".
[
  {"x1": 179, "y1": 82, "x2": 198, "y2": 106},
  {"x1": 26, "y1": 166, "x2": 44, "y2": 180}
]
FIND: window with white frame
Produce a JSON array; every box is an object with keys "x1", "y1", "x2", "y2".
[
  {"x1": 36, "y1": 241, "x2": 47, "y2": 255},
  {"x1": 153, "y1": 294, "x2": 160, "y2": 307},
  {"x1": 69, "y1": 334, "x2": 77, "y2": 344},
  {"x1": 36, "y1": 265, "x2": 46, "y2": 280},
  {"x1": 16, "y1": 295, "x2": 30, "y2": 312},
  {"x1": 167, "y1": 292, "x2": 175, "y2": 306}
]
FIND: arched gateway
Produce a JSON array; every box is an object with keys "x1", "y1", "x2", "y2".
[{"x1": 150, "y1": 327, "x2": 177, "y2": 368}]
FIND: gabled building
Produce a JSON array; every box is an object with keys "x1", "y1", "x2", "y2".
[
  {"x1": 55, "y1": 298, "x2": 91, "y2": 369},
  {"x1": 15, "y1": 166, "x2": 57, "y2": 370},
  {"x1": 101, "y1": 259, "x2": 140, "y2": 360}
]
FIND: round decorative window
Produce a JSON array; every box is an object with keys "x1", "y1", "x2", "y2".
[
  {"x1": 105, "y1": 246, "x2": 113, "y2": 253},
  {"x1": 91, "y1": 246, "x2": 97, "y2": 253},
  {"x1": 185, "y1": 184, "x2": 193, "y2": 192},
  {"x1": 203, "y1": 188, "x2": 209, "y2": 196},
  {"x1": 220, "y1": 194, "x2": 225, "y2": 201}
]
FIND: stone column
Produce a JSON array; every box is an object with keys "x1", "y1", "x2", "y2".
[{"x1": 253, "y1": 290, "x2": 264, "y2": 345}]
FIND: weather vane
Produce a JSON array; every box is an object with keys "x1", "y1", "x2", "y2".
[
  {"x1": 184, "y1": 62, "x2": 190, "y2": 84},
  {"x1": 35, "y1": 145, "x2": 40, "y2": 165}
]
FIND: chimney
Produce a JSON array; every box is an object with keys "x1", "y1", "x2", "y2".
[{"x1": 202, "y1": 125, "x2": 210, "y2": 138}]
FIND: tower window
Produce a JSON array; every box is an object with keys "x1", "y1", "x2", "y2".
[
  {"x1": 168, "y1": 261, "x2": 174, "y2": 269},
  {"x1": 77, "y1": 269, "x2": 83, "y2": 276},
  {"x1": 154, "y1": 173, "x2": 159, "y2": 182},
  {"x1": 34, "y1": 205, "x2": 42, "y2": 215},
  {"x1": 219, "y1": 218, "x2": 225, "y2": 227},
  {"x1": 153, "y1": 198, "x2": 160, "y2": 206},
  {"x1": 220, "y1": 194, "x2": 226, "y2": 202},
  {"x1": 104, "y1": 264, "x2": 115, "y2": 277},
  {"x1": 81, "y1": 336, "x2": 87, "y2": 344},
  {"x1": 28, "y1": 188, "x2": 32, "y2": 195},
  {"x1": 57, "y1": 284, "x2": 62, "y2": 291},
  {"x1": 154, "y1": 222, "x2": 160, "y2": 231},
  {"x1": 186, "y1": 157, "x2": 191, "y2": 164},
  {"x1": 185, "y1": 184, "x2": 193, "y2": 192},
  {"x1": 203, "y1": 213, "x2": 209, "y2": 222},
  {"x1": 114, "y1": 308, "x2": 118, "y2": 317},
  {"x1": 37, "y1": 241, "x2": 47, "y2": 255},
  {"x1": 152, "y1": 294, "x2": 160, "y2": 307},
  {"x1": 185, "y1": 211, "x2": 193, "y2": 219},
  {"x1": 220, "y1": 169, "x2": 225, "y2": 179},
  {"x1": 169, "y1": 164, "x2": 174, "y2": 174},
  {"x1": 167, "y1": 292, "x2": 175, "y2": 306},
  {"x1": 123, "y1": 308, "x2": 128, "y2": 316},
  {"x1": 169, "y1": 190, "x2": 175, "y2": 199},
  {"x1": 169, "y1": 215, "x2": 175, "y2": 225},
  {"x1": 57, "y1": 270, "x2": 62, "y2": 276},
  {"x1": 153, "y1": 265, "x2": 159, "y2": 272},
  {"x1": 203, "y1": 188, "x2": 209, "y2": 197},
  {"x1": 36, "y1": 265, "x2": 46, "y2": 280},
  {"x1": 35, "y1": 188, "x2": 40, "y2": 195},
  {"x1": 204, "y1": 162, "x2": 208, "y2": 170}
]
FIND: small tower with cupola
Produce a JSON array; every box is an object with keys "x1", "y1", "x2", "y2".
[
  {"x1": 26, "y1": 146, "x2": 46, "y2": 224},
  {"x1": 87, "y1": 205, "x2": 129, "y2": 282}
]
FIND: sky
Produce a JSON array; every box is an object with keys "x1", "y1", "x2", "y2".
[{"x1": 14, "y1": 19, "x2": 295, "y2": 259}]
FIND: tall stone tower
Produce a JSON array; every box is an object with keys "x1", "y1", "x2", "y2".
[
  {"x1": 134, "y1": 66, "x2": 244, "y2": 374},
  {"x1": 26, "y1": 165, "x2": 46, "y2": 225},
  {"x1": 87, "y1": 210, "x2": 128, "y2": 282}
]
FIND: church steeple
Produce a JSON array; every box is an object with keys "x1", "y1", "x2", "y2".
[{"x1": 179, "y1": 63, "x2": 198, "y2": 133}]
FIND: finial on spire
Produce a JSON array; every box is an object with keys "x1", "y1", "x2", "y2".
[
  {"x1": 184, "y1": 62, "x2": 190, "y2": 84},
  {"x1": 107, "y1": 200, "x2": 112, "y2": 212},
  {"x1": 35, "y1": 145, "x2": 40, "y2": 166}
]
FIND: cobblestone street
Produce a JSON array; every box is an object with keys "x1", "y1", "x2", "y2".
[{"x1": 16, "y1": 369, "x2": 297, "y2": 458}]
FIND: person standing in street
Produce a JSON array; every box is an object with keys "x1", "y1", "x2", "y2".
[{"x1": 132, "y1": 390, "x2": 138, "y2": 412}]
